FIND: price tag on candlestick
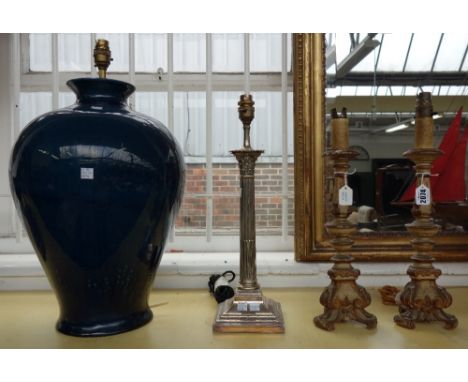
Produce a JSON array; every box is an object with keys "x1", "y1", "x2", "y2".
[
  {"x1": 339, "y1": 185, "x2": 353, "y2": 206},
  {"x1": 415, "y1": 184, "x2": 431, "y2": 205}
]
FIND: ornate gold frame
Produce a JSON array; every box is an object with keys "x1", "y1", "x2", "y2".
[{"x1": 293, "y1": 33, "x2": 468, "y2": 262}]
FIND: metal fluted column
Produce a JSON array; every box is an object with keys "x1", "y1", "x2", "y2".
[
  {"x1": 237, "y1": 155, "x2": 260, "y2": 289},
  {"x1": 232, "y1": 94, "x2": 262, "y2": 290}
]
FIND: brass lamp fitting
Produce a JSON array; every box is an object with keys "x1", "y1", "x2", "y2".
[
  {"x1": 93, "y1": 39, "x2": 113, "y2": 78},
  {"x1": 238, "y1": 94, "x2": 255, "y2": 149}
]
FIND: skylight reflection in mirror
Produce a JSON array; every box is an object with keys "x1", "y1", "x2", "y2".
[
  {"x1": 375, "y1": 34, "x2": 410, "y2": 71},
  {"x1": 404, "y1": 33, "x2": 441, "y2": 71},
  {"x1": 433, "y1": 34, "x2": 468, "y2": 71}
]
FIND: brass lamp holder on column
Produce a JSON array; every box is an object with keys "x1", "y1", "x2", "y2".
[
  {"x1": 314, "y1": 108, "x2": 377, "y2": 331},
  {"x1": 394, "y1": 92, "x2": 458, "y2": 330},
  {"x1": 213, "y1": 94, "x2": 285, "y2": 333}
]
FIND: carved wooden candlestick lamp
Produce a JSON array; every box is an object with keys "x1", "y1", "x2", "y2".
[
  {"x1": 213, "y1": 94, "x2": 285, "y2": 333},
  {"x1": 314, "y1": 108, "x2": 377, "y2": 331},
  {"x1": 394, "y1": 92, "x2": 458, "y2": 330}
]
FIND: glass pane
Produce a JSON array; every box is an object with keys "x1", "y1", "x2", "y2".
[
  {"x1": 377, "y1": 33, "x2": 412, "y2": 71},
  {"x1": 174, "y1": 92, "x2": 206, "y2": 157},
  {"x1": 287, "y1": 92, "x2": 294, "y2": 156},
  {"x1": 213, "y1": 194, "x2": 240, "y2": 232},
  {"x1": 95, "y1": 33, "x2": 129, "y2": 72},
  {"x1": 447, "y1": 85, "x2": 467, "y2": 96},
  {"x1": 326, "y1": 87, "x2": 339, "y2": 98},
  {"x1": 433, "y1": 34, "x2": 468, "y2": 71},
  {"x1": 377, "y1": 86, "x2": 390, "y2": 96},
  {"x1": 20, "y1": 92, "x2": 52, "y2": 129},
  {"x1": 402, "y1": 86, "x2": 419, "y2": 96},
  {"x1": 212, "y1": 192, "x2": 282, "y2": 235},
  {"x1": 175, "y1": 181, "x2": 206, "y2": 234},
  {"x1": 59, "y1": 92, "x2": 75, "y2": 108},
  {"x1": 438, "y1": 86, "x2": 452, "y2": 96},
  {"x1": 334, "y1": 33, "x2": 352, "y2": 66},
  {"x1": 29, "y1": 33, "x2": 52, "y2": 72},
  {"x1": 135, "y1": 33, "x2": 167, "y2": 73},
  {"x1": 462, "y1": 55, "x2": 468, "y2": 72},
  {"x1": 405, "y1": 33, "x2": 441, "y2": 71},
  {"x1": 135, "y1": 92, "x2": 168, "y2": 126},
  {"x1": 173, "y1": 34, "x2": 206, "y2": 72},
  {"x1": 388, "y1": 86, "x2": 405, "y2": 96},
  {"x1": 58, "y1": 33, "x2": 91, "y2": 72},
  {"x1": 353, "y1": 34, "x2": 382, "y2": 72},
  {"x1": 213, "y1": 91, "x2": 242, "y2": 157},
  {"x1": 339, "y1": 86, "x2": 358, "y2": 96},
  {"x1": 355, "y1": 86, "x2": 374, "y2": 96},
  {"x1": 250, "y1": 33, "x2": 282, "y2": 72},
  {"x1": 255, "y1": 192, "x2": 282, "y2": 235},
  {"x1": 212, "y1": 33, "x2": 243, "y2": 72},
  {"x1": 250, "y1": 91, "x2": 282, "y2": 156},
  {"x1": 287, "y1": 196, "x2": 294, "y2": 236}
]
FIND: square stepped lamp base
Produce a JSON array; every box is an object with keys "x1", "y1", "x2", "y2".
[{"x1": 213, "y1": 288, "x2": 285, "y2": 333}]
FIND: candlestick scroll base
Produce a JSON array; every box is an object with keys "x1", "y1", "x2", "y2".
[
  {"x1": 394, "y1": 254, "x2": 458, "y2": 330},
  {"x1": 314, "y1": 254, "x2": 377, "y2": 331}
]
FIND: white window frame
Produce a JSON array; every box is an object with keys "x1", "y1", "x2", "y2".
[{"x1": 3, "y1": 33, "x2": 294, "y2": 253}]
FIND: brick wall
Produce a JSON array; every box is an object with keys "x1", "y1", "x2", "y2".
[{"x1": 175, "y1": 163, "x2": 294, "y2": 234}]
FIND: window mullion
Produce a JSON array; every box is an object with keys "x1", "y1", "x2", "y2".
[
  {"x1": 129, "y1": 33, "x2": 136, "y2": 109},
  {"x1": 90, "y1": 33, "x2": 96, "y2": 76},
  {"x1": 11, "y1": 34, "x2": 21, "y2": 242},
  {"x1": 206, "y1": 33, "x2": 213, "y2": 242},
  {"x1": 281, "y1": 33, "x2": 289, "y2": 241},
  {"x1": 167, "y1": 33, "x2": 175, "y2": 242},
  {"x1": 51, "y1": 34, "x2": 59, "y2": 109},
  {"x1": 244, "y1": 33, "x2": 250, "y2": 94}
]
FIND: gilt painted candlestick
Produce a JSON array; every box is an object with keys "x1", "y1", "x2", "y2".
[
  {"x1": 394, "y1": 92, "x2": 458, "y2": 330},
  {"x1": 314, "y1": 108, "x2": 377, "y2": 331}
]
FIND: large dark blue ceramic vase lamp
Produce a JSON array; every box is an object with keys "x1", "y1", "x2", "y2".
[{"x1": 9, "y1": 40, "x2": 185, "y2": 336}]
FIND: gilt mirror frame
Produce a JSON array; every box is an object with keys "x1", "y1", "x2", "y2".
[{"x1": 293, "y1": 33, "x2": 468, "y2": 262}]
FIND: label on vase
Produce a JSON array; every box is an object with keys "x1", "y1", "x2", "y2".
[
  {"x1": 338, "y1": 185, "x2": 353, "y2": 206},
  {"x1": 415, "y1": 185, "x2": 431, "y2": 205},
  {"x1": 80, "y1": 168, "x2": 94, "y2": 180}
]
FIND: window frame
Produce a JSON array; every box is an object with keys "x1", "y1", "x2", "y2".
[{"x1": 3, "y1": 33, "x2": 295, "y2": 253}]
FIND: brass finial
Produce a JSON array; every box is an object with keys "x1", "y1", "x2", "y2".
[
  {"x1": 93, "y1": 39, "x2": 113, "y2": 79},
  {"x1": 238, "y1": 94, "x2": 255, "y2": 149}
]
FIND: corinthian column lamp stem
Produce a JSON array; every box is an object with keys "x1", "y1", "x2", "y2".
[{"x1": 213, "y1": 94, "x2": 285, "y2": 333}]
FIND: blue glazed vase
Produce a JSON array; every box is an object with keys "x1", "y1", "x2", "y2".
[{"x1": 9, "y1": 77, "x2": 185, "y2": 337}]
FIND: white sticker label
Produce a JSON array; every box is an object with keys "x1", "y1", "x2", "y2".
[
  {"x1": 415, "y1": 185, "x2": 431, "y2": 205},
  {"x1": 249, "y1": 303, "x2": 260, "y2": 312},
  {"x1": 338, "y1": 185, "x2": 353, "y2": 206},
  {"x1": 236, "y1": 303, "x2": 248, "y2": 312},
  {"x1": 80, "y1": 168, "x2": 94, "y2": 180}
]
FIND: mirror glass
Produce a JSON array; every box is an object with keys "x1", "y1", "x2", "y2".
[{"x1": 324, "y1": 33, "x2": 468, "y2": 234}]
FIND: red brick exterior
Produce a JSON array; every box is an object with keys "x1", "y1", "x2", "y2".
[{"x1": 175, "y1": 163, "x2": 294, "y2": 234}]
